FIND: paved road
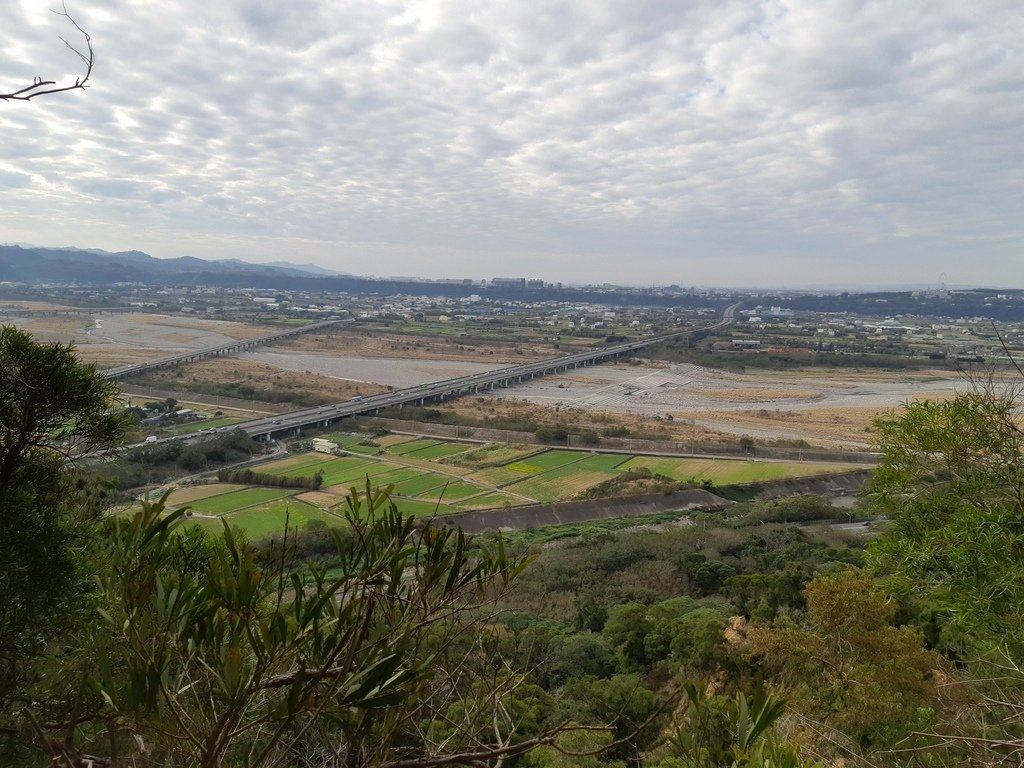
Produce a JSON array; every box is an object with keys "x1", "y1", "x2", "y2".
[
  {"x1": 196, "y1": 303, "x2": 740, "y2": 442},
  {"x1": 102, "y1": 319, "x2": 347, "y2": 380}
]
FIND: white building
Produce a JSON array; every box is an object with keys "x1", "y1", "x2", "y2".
[{"x1": 312, "y1": 438, "x2": 338, "y2": 454}]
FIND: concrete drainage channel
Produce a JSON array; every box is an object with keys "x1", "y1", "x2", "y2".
[
  {"x1": 435, "y1": 488, "x2": 731, "y2": 533},
  {"x1": 432, "y1": 469, "x2": 873, "y2": 534}
]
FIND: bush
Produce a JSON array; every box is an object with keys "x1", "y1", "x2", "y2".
[
  {"x1": 535, "y1": 426, "x2": 569, "y2": 443},
  {"x1": 216, "y1": 467, "x2": 323, "y2": 490}
]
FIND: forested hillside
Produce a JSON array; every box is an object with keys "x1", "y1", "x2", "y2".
[{"x1": 4, "y1": 324, "x2": 1024, "y2": 767}]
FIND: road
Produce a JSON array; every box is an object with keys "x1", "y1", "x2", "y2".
[
  {"x1": 102, "y1": 319, "x2": 348, "y2": 380},
  {"x1": 180, "y1": 303, "x2": 739, "y2": 443}
]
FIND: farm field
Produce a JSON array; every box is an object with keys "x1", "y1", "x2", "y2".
[
  {"x1": 505, "y1": 469, "x2": 620, "y2": 503},
  {"x1": 326, "y1": 434, "x2": 384, "y2": 454},
  {"x1": 618, "y1": 456, "x2": 853, "y2": 484},
  {"x1": 375, "y1": 434, "x2": 420, "y2": 447},
  {"x1": 467, "y1": 466, "x2": 536, "y2": 488},
  {"x1": 189, "y1": 499, "x2": 341, "y2": 539},
  {"x1": 388, "y1": 438, "x2": 446, "y2": 455},
  {"x1": 158, "y1": 431, "x2": 858, "y2": 538},
  {"x1": 165, "y1": 483, "x2": 247, "y2": 506},
  {"x1": 258, "y1": 453, "x2": 336, "y2": 474},
  {"x1": 442, "y1": 444, "x2": 540, "y2": 468},
  {"x1": 417, "y1": 480, "x2": 488, "y2": 502},
  {"x1": 186, "y1": 487, "x2": 294, "y2": 515},
  {"x1": 404, "y1": 442, "x2": 475, "y2": 460},
  {"x1": 223, "y1": 501, "x2": 339, "y2": 538},
  {"x1": 504, "y1": 450, "x2": 586, "y2": 475}
]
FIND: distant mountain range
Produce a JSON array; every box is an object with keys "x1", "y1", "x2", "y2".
[
  {"x1": 0, "y1": 245, "x2": 349, "y2": 284},
  {"x1": 3, "y1": 244, "x2": 1022, "y2": 322}
]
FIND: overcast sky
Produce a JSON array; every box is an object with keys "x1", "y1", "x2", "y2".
[{"x1": 1, "y1": 1, "x2": 1021, "y2": 288}]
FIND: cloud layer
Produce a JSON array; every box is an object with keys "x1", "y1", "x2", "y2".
[{"x1": 1, "y1": 0, "x2": 1021, "y2": 287}]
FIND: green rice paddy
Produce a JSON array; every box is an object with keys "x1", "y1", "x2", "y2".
[
  {"x1": 174, "y1": 431, "x2": 856, "y2": 538},
  {"x1": 187, "y1": 487, "x2": 294, "y2": 515}
]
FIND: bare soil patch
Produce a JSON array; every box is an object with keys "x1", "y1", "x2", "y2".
[
  {"x1": 695, "y1": 387, "x2": 823, "y2": 402},
  {"x1": 471, "y1": 361, "x2": 963, "y2": 449},
  {"x1": 278, "y1": 327, "x2": 558, "y2": 363},
  {"x1": 0, "y1": 300, "x2": 81, "y2": 310},
  {"x1": 434, "y1": 397, "x2": 733, "y2": 444},
  {"x1": 127, "y1": 314, "x2": 269, "y2": 338},
  {"x1": 7, "y1": 313, "x2": 276, "y2": 366},
  {"x1": 5, "y1": 316, "x2": 92, "y2": 342},
  {"x1": 673, "y1": 405, "x2": 889, "y2": 446},
  {"x1": 132, "y1": 357, "x2": 389, "y2": 406},
  {"x1": 375, "y1": 434, "x2": 418, "y2": 447}
]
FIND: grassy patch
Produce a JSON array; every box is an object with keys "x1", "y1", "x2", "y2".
[
  {"x1": 619, "y1": 456, "x2": 851, "y2": 485},
  {"x1": 441, "y1": 444, "x2": 540, "y2": 469}
]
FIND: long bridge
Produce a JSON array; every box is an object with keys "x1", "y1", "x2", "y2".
[
  {"x1": 102, "y1": 319, "x2": 348, "y2": 380},
  {"x1": 0, "y1": 306, "x2": 137, "y2": 318},
  {"x1": 201, "y1": 303, "x2": 740, "y2": 442}
]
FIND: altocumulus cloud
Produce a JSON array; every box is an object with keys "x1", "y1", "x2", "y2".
[{"x1": 0, "y1": 0, "x2": 1021, "y2": 287}]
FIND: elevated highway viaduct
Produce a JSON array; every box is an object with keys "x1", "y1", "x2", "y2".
[
  {"x1": 218, "y1": 303, "x2": 740, "y2": 442},
  {"x1": 101, "y1": 319, "x2": 348, "y2": 380}
]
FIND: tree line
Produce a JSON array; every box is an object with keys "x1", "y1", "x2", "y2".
[{"x1": 216, "y1": 466, "x2": 324, "y2": 490}]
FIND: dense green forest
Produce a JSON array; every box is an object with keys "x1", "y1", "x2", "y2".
[{"x1": 4, "y1": 323, "x2": 1024, "y2": 767}]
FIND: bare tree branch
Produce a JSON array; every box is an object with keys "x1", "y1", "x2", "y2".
[{"x1": 1, "y1": 4, "x2": 93, "y2": 102}]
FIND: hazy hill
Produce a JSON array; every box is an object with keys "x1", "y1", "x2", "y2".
[{"x1": 0, "y1": 245, "x2": 336, "y2": 284}]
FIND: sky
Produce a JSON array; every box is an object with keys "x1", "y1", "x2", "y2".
[{"x1": 1, "y1": 1, "x2": 1022, "y2": 288}]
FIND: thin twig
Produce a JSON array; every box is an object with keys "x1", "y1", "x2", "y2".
[{"x1": 1, "y1": 4, "x2": 93, "y2": 102}]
